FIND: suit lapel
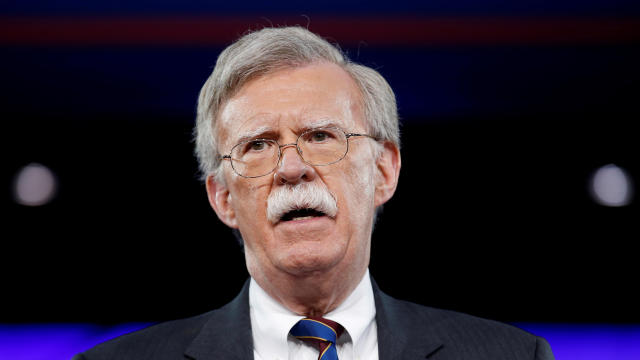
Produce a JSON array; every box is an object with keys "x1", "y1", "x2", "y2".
[
  {"x1": 372, "y1": 279, "x2": 444, "y2": 360},
  {"x1": 183, "y1": 277, "x2": 445, "y2": 360},
  {"x1": 185, "y1": 280, "x2": 254, "y2": 360}
]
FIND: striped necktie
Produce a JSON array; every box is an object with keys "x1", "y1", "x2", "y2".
[{"x1": 290, "y1": 316, "x2": 344, "y2": 360}]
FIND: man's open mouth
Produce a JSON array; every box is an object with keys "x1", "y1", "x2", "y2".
[{"x1": 280, "y1": 208, "x2": 327, "y2": 222}]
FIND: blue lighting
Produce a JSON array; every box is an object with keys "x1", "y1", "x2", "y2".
[
  {"x1": 517, "y1": 323, "x2": 640, "y2": 360},
  {"x1": 1, "y1": 323, "x2": 639, "y2": 359},
  {"x1": 0, "y1": 323, "x2": 150, "y2": 360}
]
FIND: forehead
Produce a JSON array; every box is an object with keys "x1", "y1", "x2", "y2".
[{"x1": 217, "y1": 63, "x2": 364, "y2": 147}]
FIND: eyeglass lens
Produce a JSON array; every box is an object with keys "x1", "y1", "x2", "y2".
[{"x1": 230, "y1": 128, "x2": 349, "y2": 178}]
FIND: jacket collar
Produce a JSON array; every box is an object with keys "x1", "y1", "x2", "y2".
[
  {"x1": 184, "y1": 277, "x2": 445, "y2": 360},
  {"x1": 372, "y1": 278, "x2": 445, "y2": 360},
  {"x1": 184, "y1": 280, "x2": 253, "y2": 360}
]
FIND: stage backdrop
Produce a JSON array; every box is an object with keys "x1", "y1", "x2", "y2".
[{"x1": 1, "y1": 1, "x2": 639, "y2": 359}]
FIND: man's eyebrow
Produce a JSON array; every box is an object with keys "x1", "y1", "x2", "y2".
[
  {"x1": 300, "y1": 119, "x2": 343, "y2": 132},
  {"x1": 235, "y1": 126, "x2": 276, "y2": 144},
  {"x1": 232, "y1": 119, "x2": 343, "y2": 145}
]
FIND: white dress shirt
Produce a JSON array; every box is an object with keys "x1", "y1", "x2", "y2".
[{"x1": 249, "y1": 269, "x2": 379, "y2": 360}]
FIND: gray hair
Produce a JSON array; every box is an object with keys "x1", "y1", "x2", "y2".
[{"x1": 194, "y1": 26, "x2": 399, "y2": 182}]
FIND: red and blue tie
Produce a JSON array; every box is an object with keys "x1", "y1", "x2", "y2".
[{"x1": 290, "y1": 317, "x2": 344, "y2": 360}]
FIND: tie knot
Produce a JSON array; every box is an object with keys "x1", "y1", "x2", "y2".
[{"x1": 290, "y1": 317, "x2": 344, "y2": 360}]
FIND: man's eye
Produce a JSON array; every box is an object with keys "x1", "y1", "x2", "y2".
[
  {"x1": 309, "y1": 131, "x2": 330, "y2": 142},
  {"x1": 245, "y1": 140, "x2": 268, "y2": 152},
  {"x1": 252, "y1": 141, "x2": 265, "y2": 149}
]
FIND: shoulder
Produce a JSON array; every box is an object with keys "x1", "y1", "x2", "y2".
[
  {"x1": 399, "y1": 296, "x2": 530, "y2": 337},
  {"x1": 74, "y1": 311, "x2": 213, "y2": 360},
  {"x1": 375, "y1": 291, "x2": 554, "y2": 359},
  {"x1": 74, "y1": 281, "x2": 253, "y2": 360}
]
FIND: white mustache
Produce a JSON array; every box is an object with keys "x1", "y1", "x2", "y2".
[{"x1": 267, "y1": 181, "x2": 338, "y2": 224}]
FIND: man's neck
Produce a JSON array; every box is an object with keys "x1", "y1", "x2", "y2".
[{"x1": 251, "y1": 265, "x2": 368, "y2": 316}]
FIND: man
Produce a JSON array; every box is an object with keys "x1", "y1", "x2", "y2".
[{"x1": 74, "y1": 26, "x2": 554, "y2": 360}]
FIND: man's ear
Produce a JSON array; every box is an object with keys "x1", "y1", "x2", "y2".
[
  {"x1": 205, "y1": 175, "x2": 239, "y2": 229},
  {"x1": 374, "y1": 141, "x2": 401, "y2": 207}
]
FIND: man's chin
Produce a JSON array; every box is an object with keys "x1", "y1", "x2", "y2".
[
  {"x1": 273, "y1": 238, "x2": 346, "y2": 276},
  {"x1": 279, "y1": 255, "x2": 342, "y2": 277}
]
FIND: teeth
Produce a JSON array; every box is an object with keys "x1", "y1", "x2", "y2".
[{"x1": 291, "y1": 216, "x2": 315, "y2": 221}]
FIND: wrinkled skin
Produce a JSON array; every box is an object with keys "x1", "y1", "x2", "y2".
[{"x1": 206, "y1": 62, "x2": 401, "y2": 315}]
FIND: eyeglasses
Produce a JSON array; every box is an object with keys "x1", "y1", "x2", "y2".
[{"x1": 221, "y1": 127, "x2": 378, "y2": 178}]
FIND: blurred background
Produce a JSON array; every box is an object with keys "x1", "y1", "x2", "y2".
[{"x1": 1, "y1": 1, "x2": 639, "y2": 359}]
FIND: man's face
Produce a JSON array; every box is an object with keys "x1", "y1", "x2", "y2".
[{"x1": 207, "y1": 62, "x2": 396, "y2": 284}]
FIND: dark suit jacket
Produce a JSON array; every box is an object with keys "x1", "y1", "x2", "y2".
[{"x1": 74, "y1": 279, "x2": 554, "y2": 359}]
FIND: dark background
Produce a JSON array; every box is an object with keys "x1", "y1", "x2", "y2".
[{"x1": 2, "y1": 1, "x2": 639, "y2": 325}]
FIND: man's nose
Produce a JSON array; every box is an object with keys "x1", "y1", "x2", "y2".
[{"x1": 274, "y1": 144, "x2": 316, "y2": 185}]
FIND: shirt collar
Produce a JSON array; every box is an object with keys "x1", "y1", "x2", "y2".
[
  {"x1": 249, "y1": 269, "x2": 376, "y2": 359},
  {"x1": 324, "y1": 269, "x2": 376, "y2": 352}
]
